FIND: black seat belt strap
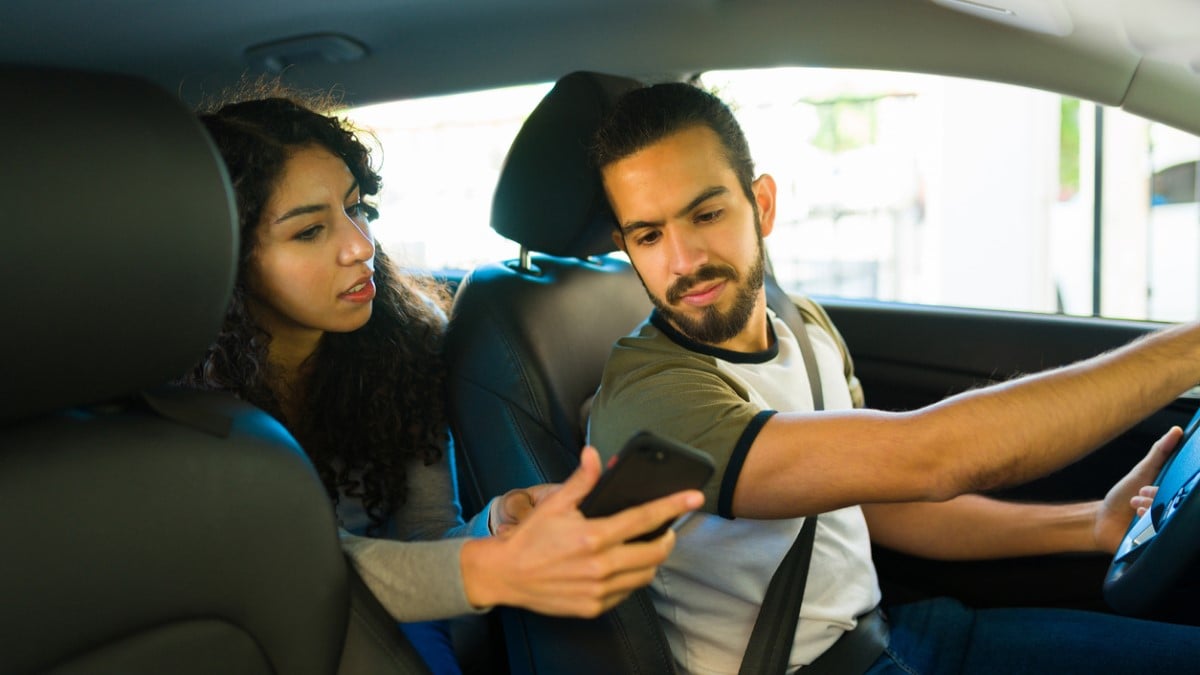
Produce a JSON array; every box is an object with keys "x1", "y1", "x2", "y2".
[
  {"x1": 738, "y1": 513, "x2": 819, "y2": 675},
  {"x1": 752, "y1": 281, "x2": 890, "y2": 674},
  {"x1": 765, "y1": 279, "x2": 823, "y2": 413},
  {"x1": 741, "y1": 280, "x2": 825, "y2": 675}
]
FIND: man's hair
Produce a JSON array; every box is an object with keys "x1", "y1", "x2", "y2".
[{"x1": 592, "y1": 81, "x2": 756, "y2": 203}]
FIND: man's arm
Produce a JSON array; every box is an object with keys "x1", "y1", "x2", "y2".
[
  {"x1": 860, "y1": 425, "x2": 1182, "y2": 559},
  {"x1": 734, "y1": 321, "x2": 1200, "y2": 519},
  {"x1": 862, "y1": 497, "x2": 1097, "y2": 560}
]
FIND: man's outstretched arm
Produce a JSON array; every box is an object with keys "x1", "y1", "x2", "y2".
[{"x1": 734, "y1": 322, "x2": 1200, "y2": 519}]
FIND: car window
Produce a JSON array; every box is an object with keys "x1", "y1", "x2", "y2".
[
  {"x1": 347, "y1": 69, "x2": 1200, "y2": 323},
  {"x1": 698, "y1": 67, "x2": 1200, "y2": 322},
  {"x1": 344, "y1": 82, "x2": 553, "y2": 277}
]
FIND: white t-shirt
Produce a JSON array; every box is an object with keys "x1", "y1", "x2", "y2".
[{"x1": 590, "y1": 309, "x2": 881, "y2": 674}]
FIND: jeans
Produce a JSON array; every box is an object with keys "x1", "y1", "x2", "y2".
[
  {"x1": 398, "y1": 620, "x2": 462, "y2": 675},
  {"x1": 863, "y1": 597, "x2": 1200, "y2": 674}
]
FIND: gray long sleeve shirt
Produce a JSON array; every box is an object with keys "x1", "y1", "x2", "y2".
[{"x1": 339, "y1": 443, "x2": 498, "y2": 621}]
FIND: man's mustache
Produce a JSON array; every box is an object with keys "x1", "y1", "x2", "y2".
[{"x1": 666, "y1": 264, "x2": 739, "y2": 304}]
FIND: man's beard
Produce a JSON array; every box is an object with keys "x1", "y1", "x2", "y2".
[{"x1": 646, "y1": 240, "x2": 766, "y2": 346}]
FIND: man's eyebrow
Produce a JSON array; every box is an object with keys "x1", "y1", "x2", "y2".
[
  {"x1": 676, "y1": 186, "x2": 728, "y2": 219},
  {"x1": 272, "y1": 180, "x2": 360, "y2": 225},
  {"x1": 618, "y1": 185, "x2": 730, "y2": 235}
]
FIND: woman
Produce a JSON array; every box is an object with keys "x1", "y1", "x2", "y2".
[{"x1": 179, "y1": 85, "x2": 701, "y2": 673}]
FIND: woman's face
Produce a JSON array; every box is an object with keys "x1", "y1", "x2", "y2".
[{"x1": 246, "y1": 145, "x2": 377, "y2": 352}]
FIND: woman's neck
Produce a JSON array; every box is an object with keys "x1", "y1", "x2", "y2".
[{"x1": 266, "y1": 334, "x2": 320, "y2": 427}]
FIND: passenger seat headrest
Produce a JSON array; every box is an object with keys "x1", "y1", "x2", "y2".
[
  {"x1": 0, "y1": 67, "x2": 237, "y2": 425},
  {"x1": 491, "y1": 71, "x2": 643, "y2": 258}
]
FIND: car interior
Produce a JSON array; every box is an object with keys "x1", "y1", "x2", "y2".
[
  {"x1": 0, "y1": 66, "x2": 434, "y2": 675},
  {"x1": 445, "y1": 71, "x2": 666, "y2": 674},
  {"x1": 446, "y1": 69, "x2": 880, "y2": 674},
  {"x1": 4, "y1": 1, "x2": 1200, "y2": 673}
]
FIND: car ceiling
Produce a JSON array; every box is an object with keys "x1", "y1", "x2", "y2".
[{"x1": 2, "y1": 0, "x2": 1199, "y2": 133}]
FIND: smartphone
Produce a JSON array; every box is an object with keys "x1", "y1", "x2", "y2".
[{"x1": 580, "y1": 430, "x2": 715, "y2": 542}]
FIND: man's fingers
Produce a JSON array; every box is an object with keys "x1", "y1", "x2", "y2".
[
  {"x1": 1148, "y1": 426, "x2": 1183, "y2": 465},
  {"x1": 1126, "y1": 426, "x2": 1183, "y2": 493}
]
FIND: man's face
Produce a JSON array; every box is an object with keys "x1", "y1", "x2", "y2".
[{"x1": 602, "y1": 125, "x2": 776, "y2": 350}]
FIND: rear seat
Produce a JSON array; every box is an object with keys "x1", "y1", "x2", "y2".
[{"x1": 0, "y1": 65, "x2": 430, "y2": 675}]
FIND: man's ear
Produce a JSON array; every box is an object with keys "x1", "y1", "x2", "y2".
[
  {"x1": 752, "y1": 174, "x2": 777, "y2": 237},
  {"x1": 611, "y1": 228, "x2": 627, "y2": 252}
]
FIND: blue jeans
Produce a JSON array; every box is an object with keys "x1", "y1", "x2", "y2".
[
  {"x1": 398, "y1": 620, "x2": 462, "y2": 675},
  {"x1": 864, "y1": 597, "x2": 1200, "y2": 674}
]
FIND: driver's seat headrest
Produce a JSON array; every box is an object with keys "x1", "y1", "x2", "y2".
[
  {"x1": 0, "y1": 67, "x2": 237, "y2": 425},
  {"x1": 490, "y1": 71, "x2": 643, "y2": 258}
]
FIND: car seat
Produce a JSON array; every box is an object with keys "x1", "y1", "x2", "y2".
[
  {"x1": 444, "y1": 71, "x2": 677, "y2": 674},
  {"x1": 0, "y1": 66, "x2": 428, "y2": 675},
  {"x1": 445, "y1": 69, "x2": 850, "y2": 675}
]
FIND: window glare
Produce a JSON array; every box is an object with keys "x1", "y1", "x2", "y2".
[
  {"x1": 347, "y1": 69, "x2": 1200, "y2": 322},
  {"x1": 345, "y1": 83, "x2": 553, "y2": 273},
  {"x1": 703, "y1": 67, "x2": 1200, "y2": 322}
]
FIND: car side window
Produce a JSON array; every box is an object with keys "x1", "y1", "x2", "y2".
[
  {"x1": 345, "y1": 83, "x2": 553, "y2": 276},
  {"x1": 347, "y1": 70, "x2": 1200, "y2": 323},
  {"x1": 699, "y1": 67, "x2": 1200, "y2": 322}
]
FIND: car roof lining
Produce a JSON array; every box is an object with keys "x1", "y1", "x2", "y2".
[{"x1": 0, "y1": 0, "x2": 1196, "y2": 134}]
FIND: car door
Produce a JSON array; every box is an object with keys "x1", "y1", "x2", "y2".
[{"x1": 822, "y1": 298, "x2": 1198, "y2": 614}]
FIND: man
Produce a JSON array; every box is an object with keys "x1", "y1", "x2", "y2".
[{"x1": 587, "y1": 81, "x2": 1200, "y2": 674}]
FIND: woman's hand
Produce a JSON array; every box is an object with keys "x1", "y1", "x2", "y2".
[
  {"x1": 460, "y1": 446, "x2": 704, "y2": 617},
  {"x1": 1094, "y1": 426, "x2": 1180, "y2": 553}
]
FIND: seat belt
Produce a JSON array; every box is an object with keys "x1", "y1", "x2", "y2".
[
  {"x1": 740, "y1": 282, "x2": 824, "y2": 675},
  {"x1": 742, "y1": 282, "x2": 888, "y2": 674}
]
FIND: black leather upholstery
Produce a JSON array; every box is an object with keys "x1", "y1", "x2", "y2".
[
  {"x1": 490, "y1": 71, "x2": 641, "y2": 257},
  {"x1": 0, "y1": 67, "x2": 236, "y2": 426},
  {"x1": 448, "y1": 256, "x2": 651, "y2": 508},
  {"x1": 0, "y1": 391, "x2": 350, "y2": 675},
  {"x1": 0, "y1": 67, "x2": 427, "y2": 675},
  {"x1": 446, "y1": 71, "x2": 681, "y2": 674}
]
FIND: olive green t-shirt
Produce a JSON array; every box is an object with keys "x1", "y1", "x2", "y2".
[{"x1": 588, "y1": 309, "x2": 880, "y2": 674}]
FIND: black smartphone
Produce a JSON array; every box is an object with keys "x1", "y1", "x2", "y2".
[{"x1": 580, "y1": 430, "x2": 715, "y2": 542}]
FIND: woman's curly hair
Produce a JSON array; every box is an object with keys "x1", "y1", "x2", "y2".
[{"x1": 179, "y1": 80, "x2": 450, "y2": 534}]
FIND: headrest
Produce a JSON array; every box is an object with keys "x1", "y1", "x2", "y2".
[
  {"x1": 0, "y1": 67, "x2": 237, "y2": 425},
  {"x1": 491, "y1": 71, "x2": 643, "y2": 257}
]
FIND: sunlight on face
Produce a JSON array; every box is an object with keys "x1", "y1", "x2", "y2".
[{"x1": 247, "y1": 145, "x2": 378, "y2": 357}]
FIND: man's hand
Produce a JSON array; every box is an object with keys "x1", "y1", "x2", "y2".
[
  {"x1": 489, "y1": 483, "x2": 561, "y2": 535},
  {"x1": 461, "y1": 446, "x2": 704, "y2": 617},
  {"x1": 1131, "y1": 485, "x2": 1158, "y2": 519},
  {"x1": 1094, "y1": 426, "x2": 1181, "y2": 553}
]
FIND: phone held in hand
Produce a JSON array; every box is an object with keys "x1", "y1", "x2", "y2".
[{"x1": 579, "y1": 430, "x2": 716, "y2": 542}]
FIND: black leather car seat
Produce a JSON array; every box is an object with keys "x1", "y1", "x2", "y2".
[
  {"x1": 0, "y1": 66, "x2": 428, "y2": 675},
  {"x1": 444, "y1": 72, "x2": 681, "y2": 674}
]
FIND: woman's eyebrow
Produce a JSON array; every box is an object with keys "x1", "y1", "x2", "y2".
[
  {"x1": 273, "y1": 181, "x2": 361, "y2": 225},
  {"x1": 273, "y1": 203, "x2": 325, "y2": 224}
]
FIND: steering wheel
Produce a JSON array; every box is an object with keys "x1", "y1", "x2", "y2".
[{"x1": 1104, "y1": 407, "x2": 1200, "y2": 617}]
